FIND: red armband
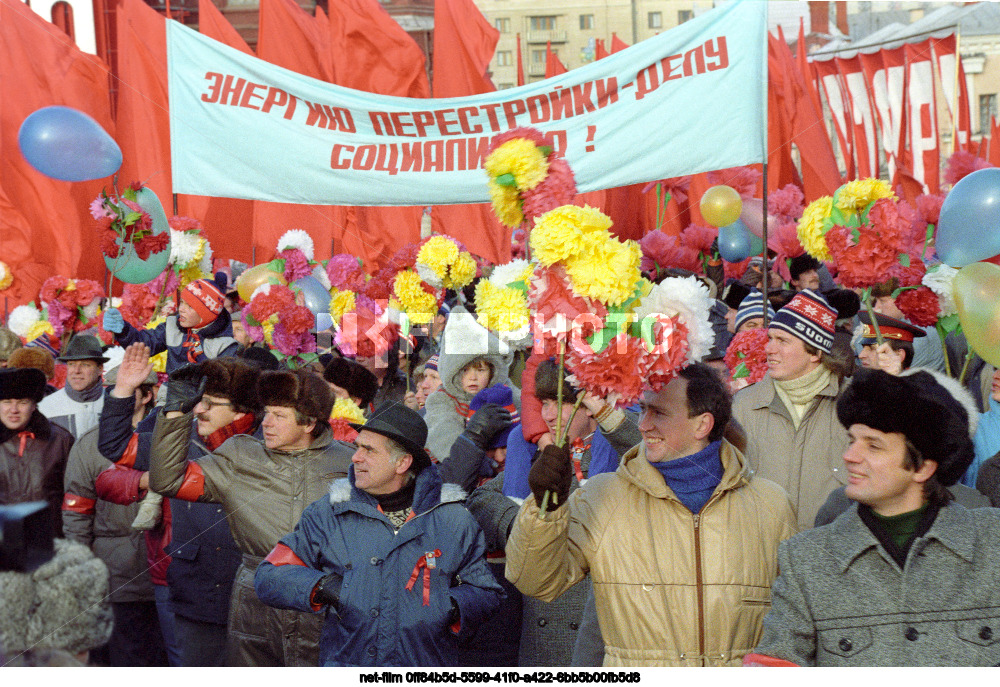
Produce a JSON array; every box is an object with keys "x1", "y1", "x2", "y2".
[
  {"x1": 174, "y1": 462, "x2": 206, "y2": 501},
  {"x1": 742, "y1": 653, "x2": 799, "y2": 667},
  {"x1": 62, "y1": 493, "x2": 97, "y2": 514}
]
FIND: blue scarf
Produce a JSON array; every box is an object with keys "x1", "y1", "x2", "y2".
[
  {"x1": 503, "y1": 426, "x2": 620, "y2": 499},
  {"x1": 649, "y1": 440, "x2": 723, "y2": 514}
]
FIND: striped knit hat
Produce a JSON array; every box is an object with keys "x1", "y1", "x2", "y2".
[
  {"x1": 424, "y1": 354, "x2": 439, "y2": 372},
  {"x1": 734, "y1": 289, "x2": 776, "y2": 331},
  {"x1": 180, "y1": 279, "x2": 226, "y2": 329},
  {"x1": 768, "y1": 289, "x2": 838, "y2": 354}
]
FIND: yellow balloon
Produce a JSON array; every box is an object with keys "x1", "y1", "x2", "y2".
[
  {"x1": 700, "y1": 185, "x2": 743, "y2": 228},
  {"x1": 953, "y1": 261, "x2": 1000, "y2": 368},
  {"x1": 236, "y1": 264, "x2": 287, "y2": 302}
]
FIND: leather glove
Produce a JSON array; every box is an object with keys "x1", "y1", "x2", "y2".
[
  {"x1": 163, "y1": 364, "x2": 207, "y2": 414},
  {"x1": 312, "y1": 571, "x2": 344, "y2": 608},
  {"x1": 528, "y1": 443, "x2": 572, "y2": 511},
  {"x1": 103, "y1": 307, "x2": 125, "y2": 334},
  {"x1": 463, "y1": 404, "x2": 512, "y2": 451}
]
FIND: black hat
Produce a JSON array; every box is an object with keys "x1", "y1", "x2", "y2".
[
  {"x1": 823, "y1": 288, "x2": 861, "y2": 321},
  {"x1": 722, "y1": 281, "x2": 751, "y2": 311},
  {"x1": 237, "y1": 346, "x2": 281, "y2": 371},
  {"x1": 324, "y1": 357, "x2": 379, "y2": 408},
  {"x1": 837, "y1": 368, "x2": 975, "y2": 487},
  {"x1": 57, "y1": 335, "x2": 109, "y2": 364},
  {"x1": 351, "y1": 402, "x2": 431, "y2": 472},
  {"x1": 857, "y1": 311, "x2": 926, "y2": 345},
  {"x1": 788, "y1": 254, "x2": 821, "y2": 282},
  {"x1": 0, "y1": 367, "x2": 47, "y2": 403}
]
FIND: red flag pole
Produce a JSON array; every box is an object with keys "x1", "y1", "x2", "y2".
[{"x1": 516, "y1": 32, "x2": 525, "y2": 86}]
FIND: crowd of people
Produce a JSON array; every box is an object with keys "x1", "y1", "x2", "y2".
[{"x1": 2, "y1": 226, "x2": 1000, "y2": 669}]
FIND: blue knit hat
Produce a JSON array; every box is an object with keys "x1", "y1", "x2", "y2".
[
  {"x1": 734, "y1": 289, "x2": 776, "y2": 332},
  {"x1": 769, "y1": 289, "x2": 838, "y2": 353},
  {"x1": 470, "y1": 384, "x2": 519, "y2": 449}
]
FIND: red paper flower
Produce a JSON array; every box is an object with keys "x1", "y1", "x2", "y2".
[
  {"x1": 388, "y1": 243, "x2": 422, "y2": 272},
  {"x1": 768, "y1": 184, "x2": 805, "y2": 221},
  {"x1": 272, "y1": 322, "x2": 317, "y2": 357},
  {"x1": 281, "y1": 304, "x2": 315, "y2": 335},
  {"x1": 329, "y1": 418, "x2": 358, "y2": 443},
  {"x1": 896, "y1": 286, "x2": 940, "y2": 327},
  {"x1": 134, "y1": 233, "x2": 169, "y2": 260},
  {"x1": 73, "y1": 280, "x2": 104, "y2": 306},
  {"x1": 724, "y1": 329, "x2": 769, "y2": 386},
  {"x1": 707, "y1": 166, "x2": 761, "y2": 199},
  {"x1": 887, "y1": 253, "x2": 926, "y2": 288},
  {"x1": 681, "y1": 224, "x2": 717, "y2": 255},
  {"x1": 362, "y1": 267, "x2": 396, "y2": 302},
  {"x1": 825, "y1": 199, "x2": 907, "y2": 289},
  {"x1": 724, "y1": 257, "x2": 752, "y2": 282},
  {"x1": 944, "y1": 150, "x2": 991, "y2": 186},
  {"x1": 248, "y1": 285, "x2": 296, "y2": 323},
  {"x1": 40, "y1": 276, "x2": 69, "y2": 304},
  {"x1": 489, "y1": 127, "x2": 551, "y2": 152},
  {"x1": 522, "y1": 156, "x2": 577, "y2": 223},
  {"x1": 327, "y1": 254, "x2": 368, "y2": 290},
  {"x1": 168, "y1": 216, "x2": 202, "y2": 232},
  {"x1": 528, "y1": 265, "x2": 607, "y2": 345},
  {"x1": 120, "y1": 283, "x2": 158, "y2": 327},
  {"x1": 566, "y1": 333, "x2": 647, "y2": 407},
  {"x1": 642, "y1": 318, "x2": 689, "y2": 392},
  {"x1": 915, "y1": 193, "x2": 945, "y2": 226},
  {"x1": 277, "y1": 248, "x2": 312, "y2": 282}
]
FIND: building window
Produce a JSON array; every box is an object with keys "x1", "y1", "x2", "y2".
[
  {"x1": 531, "y1": 49, "x2": 546, "y2": 64},
  {"x1": 648, "y1": 11, "x2": 662, "y2": 29},
  {"x1": 497, "y1": 51, "x2": 513, "y2": 67},
  {"x1": 498, "y1": 83, "x2": 514, "y2": 90},
  {"x1": 529, "y1": 16, "x2": 556, "y2": 31},
  {"x1": 980, "y1": 94, "x2": 997, "y2": 134},
  {"x1": 678, "y1": 9, "x2": 693, "y2": 24},
  {"x1": 579, "y1": 14, "x2": 594, "y2": 30},
  {"x1": 495, "y1": 17, "x2": 510, "y2": 33}
]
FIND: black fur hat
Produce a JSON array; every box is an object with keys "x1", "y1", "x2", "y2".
[
  {"x1": 323, "y1": 357, "x2": 379, "y2": 408},
  {"x1": 0, "y1": 367, "x2": 47, "y2": 403},
  {"x1": 201, "y1": 358, "x2": 262, "y2": 414},
  {"x1": 257, "y1": 369, "x2": 334, "y2": 422},
  {"x1": 837, "y1": 368, "x2": 976, "y2": 486}
]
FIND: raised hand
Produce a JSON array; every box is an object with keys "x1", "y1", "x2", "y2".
[{"x1": 112, "y1": 343, "x2": 155, "y2": 398}]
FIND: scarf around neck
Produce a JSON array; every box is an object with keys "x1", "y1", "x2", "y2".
[
  {"x1": 774, "y1": 365, "x2": 832, "y2": 427},
  {"x1": 66, "y1": 379, "x2": 104, "y2": 403},
  {"x1": 649, "y1": 440, "x2": 724, "y2": 514}
]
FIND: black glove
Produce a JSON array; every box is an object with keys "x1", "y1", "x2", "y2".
[
  {"x1": 463, "y1": 404, "x2": 512, "y2": 451},
  {"x1": 163, "y1": 364, "x2": 207, "y2": 414},
  {"x1": 528, "y1": 444, "x2": 572, "y2": 512},
  {"x1": 313, "y1": 571, "x2": 344, "y2": 608}
]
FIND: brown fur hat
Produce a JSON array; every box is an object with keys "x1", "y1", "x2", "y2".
[
  {"x1": 7, "y1": 348, "x2": 56, "y2": 381},
  {"x1": 0, "y1": 367, "x2": 47, "y2": 403},
  {"x1": 201, "y1": 358, "x2": 262, "y2": 414},
  {"x1": 257, "y1": 368, "x2": 333, "y2": 422},
  {"x1": 323, "y1": 357, "x2": 378, "y2": 408}
]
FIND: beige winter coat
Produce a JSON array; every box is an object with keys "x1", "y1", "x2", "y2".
[
  {"x1": 732, "y1": 373, "x2": 850, "y2": 530},
  {"x1": 505, "y1": 440, "x2": 796, "y2": 666}
]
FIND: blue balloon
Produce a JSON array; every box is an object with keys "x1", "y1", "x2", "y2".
[
  {"x1": 292, "y1": 275, "x2": 332, "y2": 315},
  {"x1": 18, "y1": 106, "x2": 122, "y2": 182},
  {"x1": 718, "y1": 220, "x2": 753, "y2": 262},
  {"x1": 937, "y1": 167, "x2": 1000, "y2": 267}
]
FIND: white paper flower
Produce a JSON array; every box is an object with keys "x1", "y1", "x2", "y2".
[
  {"x1": 8, "y1": 305, "x2": 41, "y2": 338},
  {"x1": 197, "y1": 238, "x2": 214, "y2": 278},
  {"x1": 169, "y1": 230, "x2": 201, "y2": 267},
  {"x1": 633, "y1": 275, "x2": 714, "y2": 364},
  {"x1": 278, "y1": 229, "x2": 315, "y2": 260},
  {"x1": 311, "y1": 264, "x2": 331, "y2": 291},
  {"x1": 922, "y1": 263, "x2": 958, "y2": 317},
  {"x1": 416, "y1": 263, "x2": 443, "y2": 289},
  {"x1": 488, "y1": 259, "x2": 531, "y2": 289},
  {"x1": 249, "y1": 283, "x2": 274, "y2": 302}
]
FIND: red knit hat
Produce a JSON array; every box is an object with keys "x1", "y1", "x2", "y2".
[{"x1": 180, "y1": 279, "x2": 225, "y2": 328}]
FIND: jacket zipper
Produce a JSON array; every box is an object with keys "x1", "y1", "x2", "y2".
[{"x1": 692, "y1": 512, "x2": 705, "y2": 666}]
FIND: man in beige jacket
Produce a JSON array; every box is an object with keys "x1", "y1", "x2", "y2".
[
  {"x1": 732, "y1": 289, "x2": 850, "y2": 529},
  {"x1": 506, "y1": 364, "x2": 796, "y2": 666}
]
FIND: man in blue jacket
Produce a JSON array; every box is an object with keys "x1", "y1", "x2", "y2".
[{"x1": 255, "y1": 402, "x2": 503, "y2": 666}]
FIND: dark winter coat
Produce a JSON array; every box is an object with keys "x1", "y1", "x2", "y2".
[
  {"x1": 254, "y1": 463, "x2": 504, "y2": 667},
  {"x1": 113, "y1": 311, "x2": 238, "y2": 373}
]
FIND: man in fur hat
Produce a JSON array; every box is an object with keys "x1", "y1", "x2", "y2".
[
  {"x1": 747, "y1": 368, "x2": 1000, "y2": 666},
  {"x1": 323, "y1": 356, "x2": 378, "y2": 411},
  {"x1": 254, "y1": 402, "x2": 503, "y2": 666},
  {"x1": 0, "y1": 367, "x2": 74, "y2": 536},
  {"x1": 95, "y1": 343, "x2": 258, "y2": 666},
  {"x1": 146, "y1": 363, "x2": 353, "y2": 666}
]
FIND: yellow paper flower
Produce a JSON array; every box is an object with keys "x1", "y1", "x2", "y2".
[
  {"x1": 484, "y1": 138, "x2": 549, "y2": 191},
  {"x1": 797, "y1": 196, "x2": 834, "y2": 262},
  {"x1": 835, "y1": 178, "x2": 894, "y2": 215},
  {"x1": 330, "y1": 397, "x2": 366, "y2": 424},
  {"x1": 475, "y1": 280, "x2": 530, "y2": 334},
  {"x1": 446, "y1": 253, "x2": 477, "y2": 290},
  {"x1": 0, "y1": 262, "x2": 13, "y2": 291},
  {"x1": 530, "y1": 205, "x2": 613, "y2": 266},
  {"x1": 565, "y1": 239, "x2": 642, "y2": 306},
  {"x1": 394, "y1": 270, "x2": 437, "y2": 325},
  {"x1": 150, "y1": 351, "x2": 167, "y2": 373},
  {"x1": 25, "y1": 320, "x2": 55, "y2": 342},
  {"x1": 417, "y1": 236, "x2": 460, "y2": 279},
  {"x1": 145, "y1": 316, "x2": 166, "y2": 330},
  {"x1": 489, "y1": 181, "x2": 524, "y2": 228},
  {"x1": 262, "y1": 320, "x2": 276, "y2": 346},
  {"x1": 329, "y1": 289, "x2": 356, "y2": 326}
]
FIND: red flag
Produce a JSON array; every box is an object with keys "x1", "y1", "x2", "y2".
[
  {"x1": 254, "y1": 0, "x2": 342, "y2": 263},
  {"x1": 516, "y1": 33, "x2": 525, "y2": 86},
  {"x1": 610, "y1": 33, "x2": 629, "y2": 53},
  {"x1": 796, "y1": 18, "x2": 824, "y2": 117},
  {"x1": 771, "y1": 29, "x2": 841, "y2": 199},
  {"x1": 595, "y1": 38, "x2": 609, "y2": 60},
  {"x1": 931, "y1": 36, "x2": 972, "y2": 153},
  {"x1": 0, "y1": 0, "x2": 114, "y2": 303},
  {"x1": 197, "y1": 0, "x2": 253, "y2": 55},
  {"x1": 431, "y1": 0, "x2": 509, "y2": 264},
  {"x1": 767, "y1": 33, "x2": 800, "y2": 193},
  {"x1": 545, "y1": 41, "x2": 567, "y2": 77},
  {"x1": 990, "y1": 117, "x2": 1000, "y2": 168},
  {"x1": 326, "y1": 0, "x2": 429, "y2": 263},
  {"x1": 813, "y1": 57, "x2": 855, "y2": 179}
]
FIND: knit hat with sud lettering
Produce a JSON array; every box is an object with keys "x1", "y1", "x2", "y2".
[
  {"x1": 768, "y1": 289, "x2": 838, "y2": 354},
  {"x1": 180, "y1": 279, "x2": 226, "y2": 329}
]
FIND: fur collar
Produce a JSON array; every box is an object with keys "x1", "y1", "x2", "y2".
[{"x1": 327, "y1": 475, "x2": 467, "y2": 506}]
